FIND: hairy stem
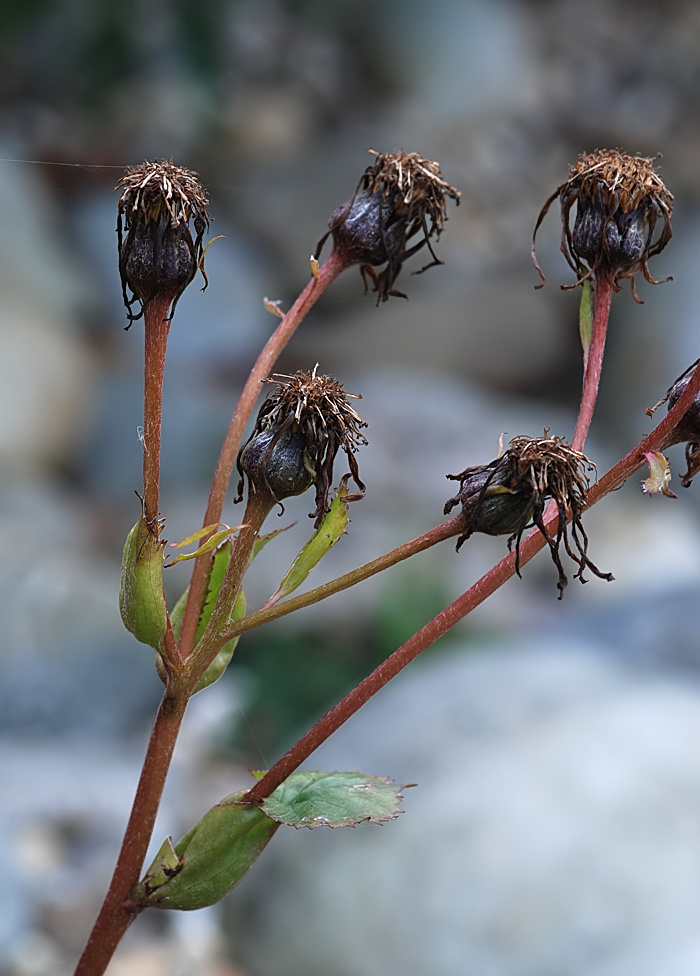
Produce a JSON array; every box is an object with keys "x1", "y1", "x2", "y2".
[
  {"x1": 243, "y1": 361, "x2": 700, "y2": 804},
  {"x1": 179, "y1": 249, "x2": 350, "y2": 659},
  {"x1": 572, "y1": 275, "x2": 613, "y2": 452}
]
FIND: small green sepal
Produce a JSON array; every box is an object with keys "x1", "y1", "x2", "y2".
[
  {"x1": 261, "y1": 770, "x2": 412, "y2": 828},
  {"x1": 119, "y1": 514, "x2": 168, "y2": 649},
  {"x1": 137, "y1": 791, "x2": 279, "y2": 910}
]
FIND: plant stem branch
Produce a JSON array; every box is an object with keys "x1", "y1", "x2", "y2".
[
  {"x1": 142, "y1": 297, "x2": 172, "y2": 525},
  {"x1": 74, "y1": 688, "x2": 189, "y2": 976},
  {"x1": 572, "y1": 276, "x2": 613, "y2": 452},
  {"x1": 188, "y1": 491, "x2": 275, "y2": 685},
  {"x1": 242, "y1": 361, "x2": 700, "y2": 805},
  {"x1": 179, "y1": 250, "x2": 349, "y2": 659},
  {"x1": 218, "y1": 515, "x2": 464, "y2": 645}
]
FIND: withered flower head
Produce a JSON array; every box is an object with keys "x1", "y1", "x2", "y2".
[
  {"x1": 653, "y1": 362, "x2": 700, "y2": 487},
  {"x1": 236, "y1": 367, "x2": 368, "y2": 526},
  {"x1": 315, "y1": 148, "x2": 461, "y2": 303},
  {"x1": 444, "y1": 433, "x2": 613, "y2": 598},
  {"x1": 533, "y1": 149, "x2": 673, "y2": 301},
  {"x1": 117, "y1": 159, "x2": 210, "y2": 324}
]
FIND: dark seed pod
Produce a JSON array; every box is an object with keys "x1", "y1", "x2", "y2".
[
  {"x1": 236, "y1": 368, "x2": 368, "y2": 526},
  {"x1": 238, "y1": 427, "x2": 315, "y2": 503},
  {"x1": 656, "y1": 363, "x2": 700, "y2": 487},
  {"x1": 315, "y1": 149, "x2": 460, "y2": 303},
  {"x1": 533, "y1": 149, "x2": 673, "y2": 301},
  {"x1": 444, "y1": 433, "x2": 614, "y2": 599},
  {"x1": 116, "y1": 160, "x2": 210, "y2": 325}
]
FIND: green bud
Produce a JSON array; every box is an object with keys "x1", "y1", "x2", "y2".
[
  {"x1": 119, "y1": 514, "x2": 168, "y2": 649},
  {"x1": 137, "y1": 791, "x2": 279, "y2": 910}
]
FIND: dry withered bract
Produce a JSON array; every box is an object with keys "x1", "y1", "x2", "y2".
[
  {"x1": 236, "y1": 367, "x2": 367, "y2": 525},
  {"x1": 444, "y1": 433, "x2": 613, "y2": 598},
  {"x1": 532, "y1": 149, "x2": 673, "y2": 300},
  {"x1": 316, "y1": 149, "x2": 461, "y2": 303},
  {"x1": 117, "y1": 159, "x2": 210, "y2": 324}
]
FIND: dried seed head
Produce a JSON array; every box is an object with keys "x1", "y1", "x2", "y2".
[
  {"x1": 117, "y1": 160, "x2": 210, "y2": 324},
  {"x1": 533, "y1": 149, "x2": 673, "y2": 301},
  {"x1": 236, "y1": 367, "x2": 367, "y2": 526},
  {"x1": 315, "y1": 149, "x2": 461, "y2": 303},
  {"x1": 444, "y1": 433, "x2": 613, "y2": 598}
]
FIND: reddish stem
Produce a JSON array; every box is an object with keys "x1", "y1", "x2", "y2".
[
  {"x1": 73, "y1": 688, "x2": 189, "y2": 976},
  {"x1": 217, "y1": 515, "x2": 465, "y2": 646},
  {"x1": 179, "y1": 249, "x2": 349, "y2": 659},
  {"x1": 572, "y1": 276, "x2": 613, "y2": 452},
  {"x1": 142, "y1": 296, "x2": 172, "y2": 524},
  {"x1": 243, "y1": 361, "x2": 700, "y2": 805}
]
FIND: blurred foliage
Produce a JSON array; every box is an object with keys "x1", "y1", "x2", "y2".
[
  {"x1": 0, "y1": 0, "x2": 398, "y2": 160},
  {"x1": 228, "y1": 564, "x2": 459, "y2": 760}
]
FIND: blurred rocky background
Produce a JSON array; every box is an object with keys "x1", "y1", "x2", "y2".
[{"x1": 3, "y1": 0, "x2": 700, "y2": 974}]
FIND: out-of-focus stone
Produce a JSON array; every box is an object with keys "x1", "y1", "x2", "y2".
[{"x1": 225, "y1": 642, "x2": 700, "y2": 976}]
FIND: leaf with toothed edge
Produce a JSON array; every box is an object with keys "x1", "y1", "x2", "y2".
[{"x1": 260, "y1": 770, "x2": 414, "y2": 828}]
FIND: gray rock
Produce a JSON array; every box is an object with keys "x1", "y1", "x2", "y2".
[{"x1": 225, "y1": 642, "x2": 700, "y2": 976}]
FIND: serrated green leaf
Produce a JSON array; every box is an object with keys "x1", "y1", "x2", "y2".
[
  {"x1": 261, "y1": 771, "x2": 411, "y2": 828},
  {"x1": 138, "y1": 791, "x2": 279, "y2": 910},
  {"x1": 263, "y1": 483, "x2": 350, "y2": 608}
]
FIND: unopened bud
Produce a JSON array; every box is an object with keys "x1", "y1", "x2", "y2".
[
  {"x1": 119, "y1": 513, "x2": 168, "y2": 649},
  {"x1": 137, "y1": 791, "x2": 279, "y2": 911}
]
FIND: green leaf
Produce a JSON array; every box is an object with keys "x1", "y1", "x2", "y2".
[
  {"x1": 250, "y1": 521, "x2": 295, "y2": 561},
  {"x1": 261, "y1": 771, "x2": 412, "y2": 828},
  {"x1": 263, "y1": 482, "x2": 350, "y2": 608},
  {"x1": 165, "y1": 523, "x2": 244, "y2": 566},
  {"x1": 579, "y1": 279, "x2": 594, "y2": 358},
  {"x1": 119, "y1": 515, "x2": 168, "y2": 650},
  {"x1": 137, "y1": 791, "x2": 279, "y2": 911},
  {"x1": 140, "y1": 836, "x2": 181, "y2": 890},
  {"x1": 169, "y1": 541, "x2": 246, "y2": 693}
]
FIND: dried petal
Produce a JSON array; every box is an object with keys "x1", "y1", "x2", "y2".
[
  {"x1": 117, "y1": 159, "x2": 210, "y2": 324},
  {"x1": 533, "y1": 149, "x2": 673, "y2": 300},
  {"x1": 236, "y1": 367, "x2": 367, "y2": 526},
  {"x1": 445, "y1": 433, "x2": 613, "y2": 598},
  {"x1": 316, "y1": 149, "x2": 460, "y2": 303}
]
